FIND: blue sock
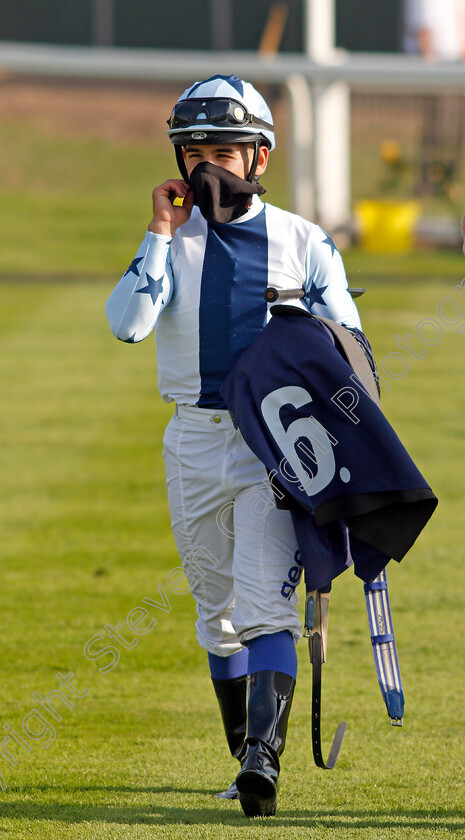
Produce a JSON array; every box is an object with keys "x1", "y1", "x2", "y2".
[
  {"x1": 208, "y1": 647, "x2": 248, "y2": 681},
  {"x1": 247, "y1": 630, "x2": 297, "y2": 679}
]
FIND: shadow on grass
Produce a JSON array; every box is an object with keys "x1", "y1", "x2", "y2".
[{"x1": 0, "y1": 796, "x2": 464, "y2": 831}]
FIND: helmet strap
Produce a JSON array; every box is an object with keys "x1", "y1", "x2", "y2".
[
  {"x1": 175, "y1": 145, "x2": 190, "y2": 183},
  {"x1": 247, "y1": 141, "x2": 261, "y2": 182}
]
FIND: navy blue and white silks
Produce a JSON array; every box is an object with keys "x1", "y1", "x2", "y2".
[
  {"x1": 106, "y1": 198, "x2": 365, "y2": 653},
  {"x1": 105, "y1": 197, "x2": 360, "y2": 408},
  {"x1": 220, "y1": 306, "x2": 438, "y2": 592}
]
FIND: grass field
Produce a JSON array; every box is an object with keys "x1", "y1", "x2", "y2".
[{"x1": 1, "y1": 79, "x2": 464, "y2": 838}]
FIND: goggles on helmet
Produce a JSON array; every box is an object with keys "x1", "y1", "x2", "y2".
[{"x1": 167, "y1": 97, "x2": 273, "y2": 132}]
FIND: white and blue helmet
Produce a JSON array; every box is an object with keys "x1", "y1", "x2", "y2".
[{"x1": 167, "y1": 74, "x2": 275, "y2": 181}]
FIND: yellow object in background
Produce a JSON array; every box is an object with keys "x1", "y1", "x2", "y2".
[
  {"x1": 355, "y1": 199, "x2": 421, "y2": 253},
  {"x1": 379, "y1": 139, "x2": 401, "y2": 165}
]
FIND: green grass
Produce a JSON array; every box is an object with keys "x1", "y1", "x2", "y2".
[
  {"x1": 1, "y1": 109, "x2": 465, "y2": 837},
  {"x1": 0, "y1": 273, "x2": 464, "y2": 838}
]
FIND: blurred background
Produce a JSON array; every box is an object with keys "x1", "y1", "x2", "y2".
[
  {"x1": 1, "y1": 0, "x2": 465, "y2": 271},
  {"x1": 0, "y1": 0, "x2": 403, "y2": 52}
]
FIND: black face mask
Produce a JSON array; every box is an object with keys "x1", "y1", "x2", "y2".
[{"x1": 189, "y1": 161, "x2": 265, "y2": 224}]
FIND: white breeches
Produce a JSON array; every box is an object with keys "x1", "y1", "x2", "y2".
[{"x1": 162, "y1": 404, "x2": 303, "y2": 656}]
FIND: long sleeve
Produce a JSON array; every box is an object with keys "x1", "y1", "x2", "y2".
[
  {"x1": 300, "y1": 225, "x2": 379, "y2": 388},
  {"x1": 105, "y1": 231, "x2": 174, "y2": 343},
  {"x1": 303, "y1": 226, "x2": 362, "y2": 330}
]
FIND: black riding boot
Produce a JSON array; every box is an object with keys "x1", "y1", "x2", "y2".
[
  {"x1": 235, "y1": 670, "x2": 295, "y2": 817},
  {"x1": 211, "y1": 674, "x2": 247, "y2": 799}
]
